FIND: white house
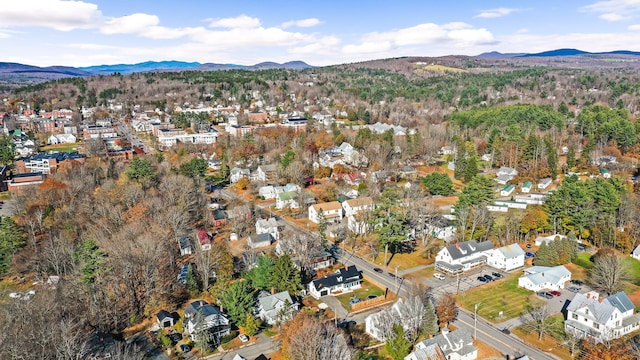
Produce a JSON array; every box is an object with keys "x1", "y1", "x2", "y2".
[
  {"x1": 247, "y1": 233, "x2": 274, "y2": 249},
  {"x1": 435, "y1": 240, "x2": 495, "y2": 275},
  {"x1": 256, "y1": 164, "x2": 278, "y2": 182},
  {"x1": 487, "y1": 244, "x2": 525, "y2": 271},
  {"x1": 565, "y1": 291, "x2": 640, "y2": 342},
  {"x1": 48, "y1": 133, "x2": 76, "y2": 144},
  {"x1": 259, "y1": 185, "x2": 277, "y2": 200},
  {"x1": 518, "y1": 265, "x2": 571, "y2": 292},
  {"x1": 256, "y1": 217, "x2": 279, "y2": 240},
  {"x1": 500, "y1": 184, "x2": 515, "y2": 197},
  {"x1": 438, "y1": 146, "x2": 456, "y2": 156},
  {"x1": 184, "y1": 300, "x2": 231, "y2": 338},
  {"x1": 495, "y1": 174, "x2": 514, "y2": 185},
  {"x1": 600, "y1": 168, "x2": 611, "y2": 179},
  {"x1": 522, "y1": 181, "x2": 533, "y2": 193},
  {"x1": 405, "y1": 329, "x2": 477, "y2": 360},
  {"x1": 308, "y1": 265, "x2": 362, "y2": 298},
  {"x1": 255, "y1": 290, "x2": 299, "y2": 325},
  {"x1": 366, "y1": 297, "x2": 425, "y2": 341},
  {"x1": 178, "y1": 236, "x2": 192, "y2": 256},
  {"x1": 230, "y1": 167, "x2": 250, "y2": 183},
  {"x1": 632, "y1": 245, "x2": 640, "y2": 261},
  {"x1": 534, "y1": 234, "x2": 568, "y2": 246},
  {"x1": 538, "y1": 178, "x2": 552, "y2": 190},
  {"x1": 342, "y1": 197, "x2": 374, "y2": 217},
  {"x1": 308, "y1": 201, "x2": 343, "y2": 224},
  {"x1": 497, "y1": 167, "x2": 518, "y2": 177},
  {"x1": 275, "y1": 191, "x2": 299, "y2": 210}
]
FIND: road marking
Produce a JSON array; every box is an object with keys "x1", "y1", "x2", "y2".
[{"x1": 457, "y1": 315, "x2": 519, "y2": 353}]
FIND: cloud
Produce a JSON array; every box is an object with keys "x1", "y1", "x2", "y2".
[
  {"x1": 0, "y1": 0, "x2": 101, "y2": 31},
  {"x1": 582, "y1": 0, "x2": 640, "y2": 21},
  {"x1": 289, "y1": 36, "x2": 340, "y2": 55},
  {"x1": 281, "y1": 18, "x2": 322, "y2": 28},
  {"x1": 629, "y1": 24, "x2": 640, "y2": 30},
  {"x1": 475, "y1": 8, "x2": 520, "y2": 18},
  {"x1": 209, "y1": 15, "x2": 260, "y2": 29},
  {"x1": 361, "y1": 22, "x2": 494, "y2": 47}
]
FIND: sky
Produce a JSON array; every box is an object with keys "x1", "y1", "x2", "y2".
[{"x1": 2, "y1": 0, "x2": 640, "y2": 67}]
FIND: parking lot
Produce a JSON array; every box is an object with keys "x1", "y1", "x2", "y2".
[{"x1": 423, "y1": 266, "x2": 510, "y2": 296}]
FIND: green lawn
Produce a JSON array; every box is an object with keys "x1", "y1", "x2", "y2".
[
  {"x1": 335, "y1": 280, "x2": 385, "y2": 310},
  {"x1": 40, "y1": 143, "x2": 79, "y2": 153},
  {"x1": 572, "y1": 252, "x2": 595, "y2": 269},
  {"x1": 622, "y1": 257, "x2": 640, "y2": 286},
  {"x1": 457, "y1": 276, "x2": 544, "y2": 323}
]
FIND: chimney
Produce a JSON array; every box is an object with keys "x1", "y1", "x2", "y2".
[{"x1": 271, "y1": 287, "x2": 275, "y2": 295}]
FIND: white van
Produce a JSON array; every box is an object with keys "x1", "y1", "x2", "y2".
[{"x1": 433, "y1": 273, "x2": 446, "y2": 281}]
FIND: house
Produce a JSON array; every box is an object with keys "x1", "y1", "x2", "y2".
[
  {"x1": 227, "y1": 205, "x2": 252, "y2": 221},
  {"x1": 208, "y1": 158, "x2": 222, "y2": 170},
  {"x1": 308, "y1": 265, "x2": 362, "y2": 298},
  {"x1": 500, "y1": 184, "x2": 515, "y2": 197},
  {"x1": 435, "y1": 240, "x2": 495, "y2": 275},
  {"x1": 487, "y1": 243, "x2": 525, "y2": 271},
  {"x1": 522, "y1": 181, "x2": 533, "y2": 193},
  {"x1": 632, "y1": 245, "x2": 640, "y2": 260},
  {"x1": 256, "y1": 164, "x2": 278, "y2": 182},
  {"x1": 405, "y1": 329, "x2": 477, "y2": 360},
  {"x1": 404, "y1": 342, "x2": 446, "y2": 360},
  {"x1": 198, "y1": 229, "x2": 211, "y2": 251},
  {"x1": 347, "y1": 214, "x2": 370, "y2": 235},
  {"x1": 256, "y1": 218, "x2": 279, "y2": 239},
  {"x1": 438, "y1": 146, "x2": 456, "y2": 156},
  {"x1": 518, "y1": 265, "x2": 571, "y2": 292},
  {"x1": 600, "y1": 168, "x2": 611, "y2": 179},
  {"x1": 538, "y1": 177, "x2": 552, "y2": 189},
  {"x1": 248, "y1": 233, "x2": 274, "y2": 249},
  {"x1": 156, "y1": 310, "x2": 175, "y2": 328},
  {"x1": 48, "y1": 133, "x2": 76, "y2": 144},
  {"x1": 366, "y1": 297, "x2": 424, "y2": 341},
  {"x1": 211, "y1": 209, "x2": 228, "y2": 227},
  {"x1": 534, "y1": 234, "x2": 567, "y2": 246},
  {"x1": 565, "y1": 291, "x2": 640, "y2": 342},
  {"x1": 230, "y1": 167, "x2": 250, "y2": 183},
  {"x1": 399, "y1": 166, "x2": 418, "y2": 180},
  {"x1": 275, "y1": 191, "x2": 299, "y2": 210},
  {"x1": 497, "y1": 167, "x2": 518, "y2": 177},
  {"x1": 308, "y1": 201, "x2": 343, "y2": 224},
  {"x1": 342, "y1": 197, "x2": 374, "y2": 217},
  {"x1": 178, "y1": 236, "x2": 193, "y2": 256},
  {"x1": 481, "y1": 153, "x2": 492, "y2": 162},
  {"x1": 7, "y1": 172, "x2": 45, "y2": 194},
  {"x1": 255, "y1": 290, "x2": 299, "y2": 325},
  {"x1": 184, "y1": 300, "x2": 231, "y2": 338},
  {"x1": 495, "y1": 174, "x2": 514, "y2": 185},
  {"x1": 259, "y1": 185, "x2": 277, "y2": 200}
]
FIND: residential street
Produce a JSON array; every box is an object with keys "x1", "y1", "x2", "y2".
[{"x1": 205, "y1": 334, "x2": 278, "y2": 360}]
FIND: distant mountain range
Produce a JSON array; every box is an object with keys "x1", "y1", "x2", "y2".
[{"x1": 477, "y1": 48, "x2": 640, "y2": 58}]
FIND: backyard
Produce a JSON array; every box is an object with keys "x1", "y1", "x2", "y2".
[
  {"x1": 513, "y1": 313, "x2": 574, "y2": 359},
  {"x1": 456, "y1": 276, "x2": 544, "y2": 322},
  {"x1": 335, "y1": 279, "x2": 385, "y2": 310}
]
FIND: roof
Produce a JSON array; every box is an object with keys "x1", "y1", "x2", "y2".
[
  {"x1": 521, "y1": 265, "x2": 571, "y2": 286},
  {"x1": 502, "y1": 184, "x2": 515, "y2": 191},
  {"x1": 497, "y1": 243, "x2": 525, "y2": 258},
  {"x1": 443, "y1": 240, "x2": 494, "y2": 260},
  {"x1": 278, "y1": 191, "x2": 297, "y2": 201},
  {"x1": 311, "y1": 265, "x2": 362, "y2": 291},
  {"x1": 178, "y1": 236, "x2": 191, "y2": 249},
  {"x1": 156, "y1": 310, "x2": 172, "y2": 321},
  {"x1": 185, "y1": 300, "x2": 224, "y2": 318},
  {"x1": 523, "y1": 181, "x2": 533, "y2": 187},
  {"x1": 256, "y1": 218, "x2": 278, "y2": 228},
  {"x1": 250, "y1": 233, "x2": 273, "y2": 245},
  {"x1": 343, "y1": 197, "x2": 374, "y2": 208},
  {"x1": 417, "y1": 329, "x2": 476, "y2": 359},
  {"x1": 407, "y1": 342, "x2": 446, "y2": 360},
  {"x1": 311, "y1": 201, "x2": 342, "y2": 212},
  {"x1": 198, "y1": 229, "x2": 210, "y2": 245},
  {"x1": 539, "y1": 177, "x2": 552, "y2": 183},
  {"x1": 567, "y1": 292, "x2": 635, "y2": 325},
  {"x1": 258, "y1": 290, "x2": 294, "y2": 312}
]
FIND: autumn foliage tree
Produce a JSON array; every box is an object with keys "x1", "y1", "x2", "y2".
[
  {"x1": 435, "y1": 293, "x2": 458, "y2": 328},
  {"x1": 281, "y1": 313, "x2": 352, "y2": 360}
]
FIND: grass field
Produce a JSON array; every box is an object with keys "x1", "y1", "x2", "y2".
[
  {"x1": 622, "y1": 257, "x2": 640, "y2": 286},
  {"x1": 572, "y1": 252, "x2": 595, "y2": 269},
  {"x1": 513, "y1": 313, "x2": 573, "y2": 359},
  {"x1": 414, "y1": 64, "x2": 467, "y2": 73},
  {"x1": 335, "y1": 279, "x2": 385, "y2": 310},
  {"x1": 40, "y1": 143, "x2": 79, "y2": 153},
  {"x1": 457, "y1": 276, "x2": 544, "y2": 322}
]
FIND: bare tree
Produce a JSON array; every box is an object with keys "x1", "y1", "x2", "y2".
[
  {"x1": 521, "y1": 304, "x2": 552, "y2": 341},
  {"x1": 588, "y1": 250, "x2": 629, "y2": 296},
  {"x1": 283, "y1": 315, "x2": 353, "y2": 360}
]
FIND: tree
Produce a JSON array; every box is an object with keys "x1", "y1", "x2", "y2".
[
  {"x1": 520, "y1": 206, "x2": 549, "y2": 237},
  {"x1": 125, "y1": 157, "x2": 157, "y2": 187},
  {"x1": 420, "y1": 172, "x2": 453, "y2": 196},
  {"x1": 72, "y1": 238, "x2": 105, "y2": 285},
  {"x1": 544, "y1": 136, "x2": 558, "y2": 179},
  {"x1": 219, "y1": 280, "x2": 255, "y2": 326},
  {"x1": 435, "y1": 293, "x2": 457, "y2": 328},
  {"x1": 0, "y1": 133, "x2": 16, "y2": 165},
  {"x1": 0, "y1": 216, "x2": 26, "y2": 275},
  {"x1": 271, "y1": 254, "x2": 302, "y2": 295},
  {"x1": 243, "y1": 312, "x2": 260, "y2": 336},
  {"x1": 423, "y1": 298, "x2": 439, "y2": 337},
  {"x1": 368, "y1": 188, "x2": 409, "y2": 263},
  {"x1": 588, "y1": 249, "x2": 629, "y2": 296},
  {"x1": 385, "y1": 325, "x2": 412, "y2": 360},
  {"x1": 281, "y1": 313, "x2": 352, "y2": 360},
  {"x1": 246, "y1": 254, "x2": 275, "y2": 290},
  {"x1": 236, "y1": 177, "x2": 250, "y2": 190},
  {"x1": 455, "y1": 175, "x2": 494, "y2": 209},
  {"x1": 521, "y1": 304, "x2": 552, "y2": 340},
  {"x1": 566, "y1": 144, "x2": 576, "y2": 169},
  {"x1": 179, "y1": 157, "x2": 207, "y2": 179}
]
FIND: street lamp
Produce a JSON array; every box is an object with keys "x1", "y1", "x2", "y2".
[{"x1": 474, "y1": 302, "x2": 482, "y2": 340}]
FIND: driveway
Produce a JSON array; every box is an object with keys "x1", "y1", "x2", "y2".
[
  {"x1": 319, "y1": 295, "x2": 349, "y2": 318},
  {"x1": 205, "y1": 333, "x2": 277, "y2": 360}
]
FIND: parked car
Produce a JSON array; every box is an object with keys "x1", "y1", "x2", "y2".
[
  {"x1": 433, "y1": 273, "x2": 446, "y2": 281},
  {"x1": 180, "y1": 344, "x2": 191, "y2": 353},
  {"x1": 238, "y1": 334, "x2": 249, "y2": 343},
  {"x1": 477, "y1": 276, "x2": 488, "y2": 283},
  {"x1": 491, "y1": 272, "x2": 503, "y2": 278},
  {"x1": 549, "y1": 290, "x2": 561, "y2": 297},
  {"x1": 501, "y1": 328, "x2": 511, "y2": 334},
  {"x1": 338, "y1": 320, "x2": 356, "y2": 328},
  {"x1": 526, "y1": 243, "x2": 532, "y2": 249},
  {"x1": 483, "y1": 274, "x2": 494, "y2": 282},
  {"x1": 537, "y1": 291, "x2": 554, "y2": 299},
  {"x1": 568, "y1": 286, "x2": 581, "y2": 293},
  {"x1": 525, "y1": 252, "x2": 535, "y2": 258},
  {"x1": 571, "y1": 279, "x2": 584, "y2": 286},
  {"x1": 373, "y1": 267, "x2": 383, "y2": 273}
]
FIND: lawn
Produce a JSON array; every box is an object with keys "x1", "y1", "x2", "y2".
[
  {"x1": 335, "y1": 279, "x2": 385, "y2": 310},
  {"x1": 40, "y1": 143, "x2": 79, "y2": 153},
  {"x1": 572, "y1": 252, "x2": 595, "y2": 269},
  {"x1": 457, "y1": 277, "x2": 544, "y2": 323},
  {"x1": 622, "y1": 257, "x2": 640, "y2": 286}
]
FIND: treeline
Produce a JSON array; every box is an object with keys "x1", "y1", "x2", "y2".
[{"x1": 450, "y1": 104, "x2": 564, "y2": 131}]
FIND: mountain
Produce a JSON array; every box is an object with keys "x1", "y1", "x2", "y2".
[
  {"x1": 79, "y1": 61, "x2": 201, "y2": 74},
  {"x1": 518, "y1": 48, "x2": 640, "y2": 57},
  {"x1": 476, "y1": 51, "x2": 526, "y2": 59}
]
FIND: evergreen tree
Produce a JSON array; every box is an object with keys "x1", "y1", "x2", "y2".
[
  {"x1": 566, "y1": 144, "x2": 576, "y2": 170},
  {"x1": 271, "y1": 254, "x2": 302, "y2": 295},
  {"x1": 464, "y1": 155, "x2": 478, "y2": 182},
  {"x1": 220, "y1": 280, "x2": 255, "y2": 326},
  {"x1": 420, "y1": 172, "x2": 453, "y2": 196},
  {"x1": 544, "y1": 136, "x2": 558, "y2": 179},
  {"x1": 385, "y1": 325, "x2": 412, "y2": 360},
  {"x1": 246, "y1": 254, "x2": 275, "y2": 290},
  {"x1": 423, "y1": 298, "x2": 439, "y2": 337}
]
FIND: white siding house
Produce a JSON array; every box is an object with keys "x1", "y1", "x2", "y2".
[
  {"x1": 435, "y1": 240, "x2": 494, "y2": 275},
  {"x1": 308, "y1": 266, "x2": 362, "y2": 299},
  {"x1": 308, "y1": 201, "x2": 343, "y2": 224},
  {"x1": 487, "y1": 243, "x2": 525, "y2": 271},
  {"x1": 518, "y1": 265, "x2": 571, "y2": 292}
]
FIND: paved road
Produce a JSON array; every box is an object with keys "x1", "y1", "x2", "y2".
[
  {"x1": 115, "y1": 118, "x2": 152, "y2": 154},
  {"x1": 205, "y1": 334, "x2": 277, "y2": 360}
]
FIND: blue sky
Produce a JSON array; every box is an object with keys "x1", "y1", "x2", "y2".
[{"x1": 2, "y1": 0, "x2": 640, "y2": 67}]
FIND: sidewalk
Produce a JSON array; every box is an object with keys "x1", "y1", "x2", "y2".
[{"x1": 398, "y1": 264, "x2": 431, "y2": 276}]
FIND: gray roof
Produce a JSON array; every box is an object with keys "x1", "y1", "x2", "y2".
[
  {"x1": 256, "y1": 218, "x2": 278, "y2": 229},
  {"x1": 258, "y1": 290, "x2": 294, "y2": 312},
  {"x1": 417, "y1": 329, "x2": 476, "y2": 359},
  {"x1": 185, "y1": 300, "x2": 224, "y2": 318},
  {"x1": 521, "y1": 265, "x2": 571, "y2": 286},
  {"x1": 259, "y1": 164, "x2": 278, "y2": 173},
  {"x1": 444, "y1": 240, "x2": 494, "y2": 260},
  {"x1": 312, "y1": 265, "x2": 362, "y2": 291},
  {"x1": 567, "y1": 291, "x2": 635, "y2": 325},
  {"x1": 249, "y1": 233, "x2": 273, "y2": 246},
  {"x1": 497, "y1": 243, "x2": 525, "y2": 259},
  {"x1": 156, "y1": 310, "x2": 173, "y2": 321},
  {"x1": 608, "y1": 292, "x2": 635, "y2": 313}
]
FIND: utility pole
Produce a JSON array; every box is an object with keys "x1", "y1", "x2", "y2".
[
  {"x1": 456, "y1": 272, "x2": 460, "y2": 294},
  {"x1": 395, "y1": 265, "x2": 400, "y2": 296},
  {"x1": 474, "y1": 302, "x2": 482, "y2": 340}
]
